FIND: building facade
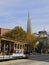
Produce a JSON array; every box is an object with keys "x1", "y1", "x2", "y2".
[
  {"x1": 38, "y1": 31, "x2": 48, "y2": 53},
  {"x1": 0, "y1": 28, "x2": 11, "y2": 36}
]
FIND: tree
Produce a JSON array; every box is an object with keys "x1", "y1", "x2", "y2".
[{"x1": 4, "y1": 26, "x2": 38, "y2": 50}]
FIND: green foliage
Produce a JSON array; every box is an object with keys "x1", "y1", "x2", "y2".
[
  {"x1": 4, "y1": 26, "x2": 38, "y2": 49},
  {"x1": 36, "y1": 42, "x2": 45, "y2": 53},
  {"x1": 4, "y1": 26, "x2": 27, "y2": 42}
]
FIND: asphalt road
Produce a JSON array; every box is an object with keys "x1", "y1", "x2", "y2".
[{"x1": 0, "y1": 54, "x2": 49, "y2": 65}]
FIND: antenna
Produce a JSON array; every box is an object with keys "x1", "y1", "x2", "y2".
[
  {"x1": 43, "y1": 26, "x2": 45, "y2": 31},
  {"x1": 42, "y1": 25, "x2": 45, "y2": 31}
]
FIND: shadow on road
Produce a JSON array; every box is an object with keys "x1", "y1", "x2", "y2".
[{"x1": 28, "y1": 54, "x2": 49, "y2": 62}]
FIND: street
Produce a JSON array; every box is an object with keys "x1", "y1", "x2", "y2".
[{"x1": 0, "y1": 54, "x2": 49, "y2": 65}]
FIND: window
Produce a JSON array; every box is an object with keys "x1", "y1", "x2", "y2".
[
  {"x1": 18, "y1": 44, "x2": 19, "y2": 49},
  {"x1": 15, "y1": 44, "x2": 17, "y2": 48}
]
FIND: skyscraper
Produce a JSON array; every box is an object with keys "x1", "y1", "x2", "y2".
[{"x1": 27, "y1": 11, "x2": 32, "y2": 34}]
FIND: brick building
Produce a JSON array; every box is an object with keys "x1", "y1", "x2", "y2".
[{"x1": 0, "y1": 28, "x2": 11, "y2": 36}]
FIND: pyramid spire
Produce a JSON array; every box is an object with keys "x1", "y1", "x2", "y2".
[
  {"x1": 28, "y1": 11, "x2": 30, "y2": 19},
  {"x1": 27, "y1": 11, "x2": 32, "y2": 34}
]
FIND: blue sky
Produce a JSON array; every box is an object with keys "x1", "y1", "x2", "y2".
[{"x1": 0, "y1": 0, "x2": 49, "y2": 33}]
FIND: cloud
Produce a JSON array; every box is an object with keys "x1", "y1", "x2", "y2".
[
  {"x1": 33, "y1": 25, "x2": 49, "y2": 33},
  {"x1": 0, "y1": 0, "x2": 49, "y2": 33}
]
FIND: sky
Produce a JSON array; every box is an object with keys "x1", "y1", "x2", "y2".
[{"x1": 0, "y1": 0, "x2": 49, "y2": 33}]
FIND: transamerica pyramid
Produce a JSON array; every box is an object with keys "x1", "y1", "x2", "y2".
[{"x1": 27, "y1": 11, "x2": 32, "y2": 34}]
